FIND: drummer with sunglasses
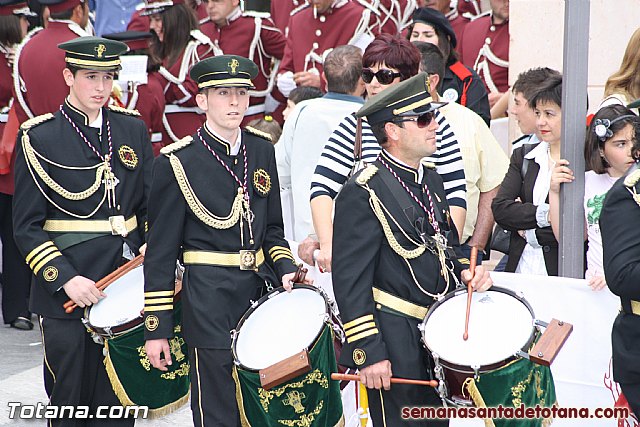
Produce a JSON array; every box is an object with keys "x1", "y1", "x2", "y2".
[
  {"x1": 332, "y1": 72, "x2": 493, "y2": 426},
  {"x1": 143, "y1": 55, "x2": 312, "y2": 427}
]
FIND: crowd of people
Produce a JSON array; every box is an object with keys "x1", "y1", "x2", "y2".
[{"x1": 1, "y1": 0, "x2": 640, "y2": 425}]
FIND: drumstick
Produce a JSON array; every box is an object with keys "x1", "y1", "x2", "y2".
[
  {"x1": 463, "y1": 246, "x2": 478, "y2": 341},
  {"x1": 63, "y1": 254, "x2": 144, "y2": 314},
  {"x1": 332, "y1": 373, "x2": 438, "y2": 388},
  {"x1": 291, "y1": 263, "x2": 308, "y2": 283}
]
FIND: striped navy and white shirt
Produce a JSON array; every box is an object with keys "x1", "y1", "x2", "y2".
[{"x1": 310, "y1": 110, "x2": 467, "y2": 208}]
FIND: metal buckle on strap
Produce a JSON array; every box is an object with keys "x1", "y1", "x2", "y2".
[
  {"x1": 183, "y1": 249, "x2": 265, "y2": 270},
  {"x1": 43, "y1": 216, "x2": 138, "y2": 236}
]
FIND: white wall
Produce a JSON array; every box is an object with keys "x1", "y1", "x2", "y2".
[{"x1": 507, "y1": 0, "x2": 640, "y2": 142}]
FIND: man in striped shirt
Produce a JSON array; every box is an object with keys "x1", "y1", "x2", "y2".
[{"x1": 308, "y1": 38, "x2": 466, "y2": 271}]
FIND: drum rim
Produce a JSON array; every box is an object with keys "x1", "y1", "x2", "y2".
[
  {"x1": 231, "y1": 284, "x2": 329, "y2": 371},
  {"x1": 421, "y1": 286, "x2": 537, "y2": 372},
  {"x1": 84, "y1": 291, "x2": 182, "y2": 339}
]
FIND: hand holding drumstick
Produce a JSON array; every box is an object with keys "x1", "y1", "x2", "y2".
[{"x1": 460, "y1": 248, "x2": 493, "y2": 340}]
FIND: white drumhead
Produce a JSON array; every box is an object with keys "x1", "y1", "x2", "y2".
[
  {"x1": 88, "y1": 265, "x2": 144, "y2": 328},
  {"x1": 235, "y1": 287, "x2": 327, "y2": 370},
  {"x1": 422, "y1": 290, "x2": 533, "y2": 368}
]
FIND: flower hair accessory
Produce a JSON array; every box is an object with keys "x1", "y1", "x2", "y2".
[
  {"x1": 594, "y1": 118, "x2": 612, "y2": 142},
  {"x1": 264, "y1": 115, "x2": 273, "y2": 122},
  {"x1": 594, "y1": 115, "x2": 637, "y2": 142}
]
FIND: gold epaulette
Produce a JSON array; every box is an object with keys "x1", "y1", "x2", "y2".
[
  {"x1": 244, "y1": 126, "x2": 272, "y2": 142},
  {"x1": 108, "y1": 104, "x2": 141, "y2": 116},
  {"x1": 356, "y1": 165, "x2": 378, "y2": 186},
  {"x1": 160, "y1": 136, "x2": 193, "y2": 155},
  {"x1": 624, "y1": 169, "x2": 640, "y2": 188},
  {"x1": 421, "y1": 160, "x2": 436, "y2": 170},
  {"x1": 20, "y1": 113, "x2": 54, "y2": 131}
]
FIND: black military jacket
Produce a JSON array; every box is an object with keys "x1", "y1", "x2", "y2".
[
  {"x1": 13, "y1": 100, "x2": 153, "y2": 318},
  {"x1": 332, "y1": 151, "x2": 464, "y2": 370},
  {"x1": 143, "y1": 124, "x2": 297, "y2": 349},
  {"x1": 601, "y1": 162, "x2": 640, "y2": 384}
]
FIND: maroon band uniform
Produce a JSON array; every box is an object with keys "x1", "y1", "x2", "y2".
[
  {"x1": 269, "y1": 0, "x2": 300, "y2": 33},
  {"x1": 459, "y1": 12, "x2": 509, "y2": 95},
  {"x1": 13, "y1": 21, "x2": 88, "y2": 124},
  {"x1": 279, "y1": 0, "x2": 380, "y2": 78},
  {"x1": 201, "y1": 7, "x2": 285, "y2": 124},
  {"x1": 373, "y1": 0, "x2": 416, "y2": 34},
  {"x1": 156, "y1": 32, "x2": 216, "y2": 146}
]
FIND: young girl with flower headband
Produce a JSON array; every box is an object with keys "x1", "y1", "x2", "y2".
[{"x1": 549, "y1": 105, "x2": 639, "y2": 290}]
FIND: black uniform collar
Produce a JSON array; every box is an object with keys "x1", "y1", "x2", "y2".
[
  {"x1": 62, "y1": 98, "x2": 102, "y2": 127},
  {"x1": 379, "y1": 150, "x2": 422, "y2": 185},
  {"x1": 201, "y1": 122, "x2": 240, "y2": 156}
]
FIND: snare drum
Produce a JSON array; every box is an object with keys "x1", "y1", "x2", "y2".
[
  {"x1": 232, "y1": 284, "x2": 340, "y2": 370},
  {"x1": 232, "y1": 285, "x2": 344, "y2": 426},
  {"x1": 83, "y1": 264, "x2": 144, "y2": 338},
  {"x1": 420, "y1": 286, "x2": 537, "y2": 405}
]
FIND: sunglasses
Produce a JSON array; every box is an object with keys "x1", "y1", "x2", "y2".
[
  {"x1": 392, "y1": 112, "x2": 435, "y2": 128},
  {"x1": 361, "y1": 68, "x2": 402, "y2": 85}
]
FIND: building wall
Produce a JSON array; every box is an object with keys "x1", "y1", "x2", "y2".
[{"x1": 508, "y1": 0, "x2": 640, "y2": 142}]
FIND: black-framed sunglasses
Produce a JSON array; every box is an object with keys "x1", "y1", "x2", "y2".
[
  {"x1": 361, "y1": 68, "x2": 402, "y2": 85},
  {"x1": 392, "y1": 111, "x2": 435, "y2": 128}
]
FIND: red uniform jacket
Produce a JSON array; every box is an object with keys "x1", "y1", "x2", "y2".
[
  {"x1": 447, "y1": 8, "x2": 470, "y2": 51},
  {"x1": 13, "y1": 21, "x2": 88, "y2": 124},
  {"x1": 279, "y1": 0, "x2": 380, "y2": 76},
  {"x1": 2, "y1": 21, "x2": 87, "y2": 194},
  {"x1": 375, "y1": 0, "x2": 416, "y2": 34},
  {"x1": 201, "y1": 8, "x2": 285, "y2": 122},
  {"x1": 459, "y1": 14, "x2": 509, "y2": 94},
  {"x1": 156, "y1": 33, "x2": 215, "y2": 145},
  {"x1": 270, "y1": 0, "x2": 300, "y2": 34}
]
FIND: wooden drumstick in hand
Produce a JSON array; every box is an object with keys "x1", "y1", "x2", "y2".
[
  {"x1": 63, "y1": 255, "x2": 144, "y2": 313},
  {"x1": 463, "y1": 247, "x2": 478, "y2": 341},
  {"x1": 331, "y1": 373, "x2": 438, "y2": 388}
]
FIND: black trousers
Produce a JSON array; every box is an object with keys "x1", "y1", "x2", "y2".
[
  {"x1": 40, "y1": 317, "x2": 135, "y2": 427},
  {"x1": 368, "y1": 311, "x2": 449, "y2": 426},
  {"x1": 188, "y1": 347, "x2": 241, "y2": 427},
  {"x1": 0, "y1": 193, "x2": 31, "y2": 324}
]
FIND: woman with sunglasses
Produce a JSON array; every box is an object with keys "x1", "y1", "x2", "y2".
[
  {"x1": 408, "y1": 7, "x2": 490, "y2": 125},
  {"x1": 307, "y1": 34, "x2": 466, "y2": 273},
  {"x1": 491, "y1": 74, "x2": 563, "y2": 276}
]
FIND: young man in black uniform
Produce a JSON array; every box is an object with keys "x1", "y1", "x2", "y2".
[
  {"x1": 143, "y1": 55, "x2": 310, "y2": 427},
  {"x1": 12, "y1": 36, "x2": 153, "y2": 425},
  {"x1": 332, "y1": 72, "x2": 493, "y2": 425}
]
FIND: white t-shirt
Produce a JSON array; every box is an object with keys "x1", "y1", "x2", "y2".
[{"x1": 584, "y1": 170, "x2": 617, "y2": 279}]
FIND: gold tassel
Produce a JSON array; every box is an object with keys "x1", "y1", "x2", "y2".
[
  {"x1": 103, "y1": 340, "x2": 189, "y2": 419},
  {"x1": 232, "y1": 366, "x2": 252, "y2": 427},
  {"x1": 462, "y1": 377, "x2": 496, "y2": 427}
]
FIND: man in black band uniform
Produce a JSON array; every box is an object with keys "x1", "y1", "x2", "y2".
[
  {"x1": 332, "y1": 72, "x2": 493, "y2": 426},
  {"x1": 143, "y1": 55, "x2": 310, "y2": 427},
  {"x1": 12, "y1": 36, "x2": 152, "y2": 426}
]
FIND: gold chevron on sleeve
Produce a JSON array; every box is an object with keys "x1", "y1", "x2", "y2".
[
  {"x1": 343, "y1": 314, "x2": 374, "y2": 331},
  {"x1": 345, "y1": 322, "x2": 377, "y2": 337},
  {"x1": 144, "y1": 290, "x2": 175, "y2": 297},
  {"x1": 33, "y1": 251, "x2": 62, "y2": 275},
  {"x1": 25, "y1": 241, "x2": 54, "y2": 265},
  {"x1": 346, "y1": 328, "x2": 379, "y2": 344},
  {"x1": 144, "y1": 305, "x2": 173, "y2": 312}
]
